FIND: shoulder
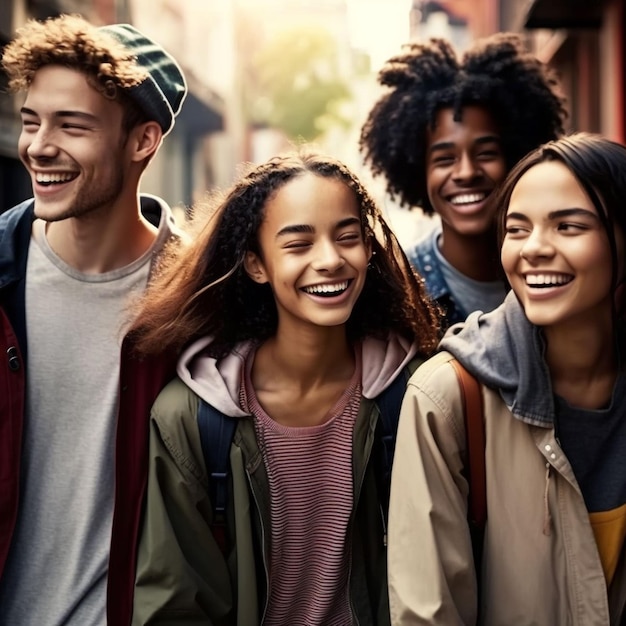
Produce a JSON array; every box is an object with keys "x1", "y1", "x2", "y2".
[
  {"x1": 0, "y1": 200, "x2": 35, "y2": 275},
  {"x1": 405, "y1": 228, "x2": 450, "y2": 298},
  {"x1": 409, "y1": 350, "x2": 459, "y2": 387},
  {"x1": 408, "y1": 351, "x2": 462, "y2": 403},
  {"x1": 0, "y1": 200, "x2": 35, "y2": 233},
  {"x1": 150, "y1": 378, "x2": 209, "y2": 479},
  {"x1": 405, "y1": 227, "x2": 438, "y2": 264},
  {"x1": 405, "y1": 351, "x2": 467, "y2": 440},
  {"x1": 152, "y1": 377, "x2": 199, "y2": 420},
  {"x1": 139, "y1": 193, "x2": 188, "y2": 245}
]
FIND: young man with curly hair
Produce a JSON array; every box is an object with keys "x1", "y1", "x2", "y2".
[
  {"x1": 360, "y1": 33, "x2": 567, "y2": 330},
  {"x1": 0, "y1": 14, "x2": 187, "y2": 625}
]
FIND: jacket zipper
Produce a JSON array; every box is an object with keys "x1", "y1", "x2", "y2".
[
  {"x1": 246, "y1": 469, "x2": 270, "y2": 624},
  {"x1": 346, "y1": 410, "x2": 379, "y2": 626},
  {"x1": 380, "y1": 502, "x2": 388, "y2": 548}
]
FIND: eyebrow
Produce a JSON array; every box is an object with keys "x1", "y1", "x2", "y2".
[
  {"x1": 275, "y1": 216, "x2": 360, "y2": 239},
  {"x1": 505, "y1": 208, "x2": 600, "y2": 222},
  {"x1": 20, "y1": 106, "x2": 98, "y2": 123},
  {"x1": 429, "y1": 134, "x2": 501, "y2": 154}
]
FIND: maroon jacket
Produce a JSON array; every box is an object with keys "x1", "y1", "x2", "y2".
[
  {"x1": 0, "y1": 198, "x2": 178, "y2": 625},
  {"x1": 108, "y1": 339, "x2": 177, "y2": 624}
]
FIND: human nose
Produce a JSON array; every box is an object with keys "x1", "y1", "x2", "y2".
[
  {"x1": 519, "y1": 228, "x2": 554, "y2": 260},
  {"x1": 24, "y1": 126, "x2": 58, "y2": 160},
  {"x1": 452, "y1": 152, "x2": 480, "y2": 183},
  {"x1": 311, "y1": 240, "x2": 345, "y2": 272}
]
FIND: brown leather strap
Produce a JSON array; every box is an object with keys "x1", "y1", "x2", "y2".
[{"x1": 450, "y1": 358, "x2": 486, "y2": 528}]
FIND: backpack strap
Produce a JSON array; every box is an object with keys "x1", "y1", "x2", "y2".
[
  {"x1": 376, "y1": 370, "x2": 408, "y2": 488},
  {"x1": 449, "y1": 359, "x2": 486, "y2": 530},
  {"x1": 449, "y1": 357, "x2": 486, "y2": 599},
  {"x1": 374, "y1": 367, "x2": 412, "y2": 532},
  {"x1": 197, "y1": 398, "x2": 238, "y2": 554}
]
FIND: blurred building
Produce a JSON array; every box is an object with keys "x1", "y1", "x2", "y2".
[
  {"x1": 0, "y1": 0, "x2": 228, "y2": 214},
  {"x1": 128, "y1": 0, "x2": 242, "y2": 209},
  {"x1": 501, "y1": 0, "x2": 625, "y2": 143},
  {"x1": 408, "y1": 0, "x2": 498, "y2": 50}
]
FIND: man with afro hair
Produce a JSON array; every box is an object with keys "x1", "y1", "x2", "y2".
[{"x1": 360, "y1": 33, "x2": 567, "y2": 330}]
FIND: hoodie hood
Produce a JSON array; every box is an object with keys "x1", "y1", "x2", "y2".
[
  {"x1": 177, "y1": 332, "x2": 420, "y2": 418},
  {"x1": 439, "y1": 290, "x2": 554, "y2": 427}
]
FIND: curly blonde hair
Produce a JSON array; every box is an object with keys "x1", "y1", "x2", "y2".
[{"x1": 3, "y1": 14, "x2": 147, "y2": 98}]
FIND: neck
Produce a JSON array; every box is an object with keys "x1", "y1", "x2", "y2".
[
  {"x1": 44, "y1": 196, "x2": 158, "y2": 273},
  {"x1": 545, "y1": 317, "x2": 618, "y2": 409},
  {"x1": 438, "y1": 226, "x2": 500, "y2": 281},
  {"x1": 253, "y1": 325, "x2": 354, "y2": 392}
]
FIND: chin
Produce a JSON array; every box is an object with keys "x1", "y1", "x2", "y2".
[
  {"x1": 453, "y1": 224, "x2": 494, "y2": 239},
  {"x1": 518, "y1": 303, "x2": 565, "y2": 328}
]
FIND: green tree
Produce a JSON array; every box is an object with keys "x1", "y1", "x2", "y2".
[{"x1": 243, "y1": 24, "x2": 352, "y2": 142}]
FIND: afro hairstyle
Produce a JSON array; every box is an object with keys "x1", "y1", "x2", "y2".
[{"x1": 359, "y1": 32, "x2": 568, "y2": 214}]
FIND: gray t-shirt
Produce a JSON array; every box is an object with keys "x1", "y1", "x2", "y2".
[
  {"x1": 433, "y1": 233, "x2": 506, "y2": 317},
  {"x1": 0, "y1": 218, "x2": 166, "y2": 625}
]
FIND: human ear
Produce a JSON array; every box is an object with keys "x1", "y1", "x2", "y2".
[
  {"x1": 129, "y1": 121, "x2": 163, "y2": 163},
  {"x1": 243, "y1": 251, "x2": 269, "y2": 284}
]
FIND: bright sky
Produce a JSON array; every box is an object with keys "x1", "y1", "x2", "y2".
[{"x1": 346, "y1": 0, "x2": 413, "y2": 70}]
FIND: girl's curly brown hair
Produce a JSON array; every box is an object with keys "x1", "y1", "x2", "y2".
[
  {"x1": 359, "y1": 32, "x2": 568, "y2": 215},
  {"x1": 130, "y1": 148, "x2": 441, "y2": 358}
]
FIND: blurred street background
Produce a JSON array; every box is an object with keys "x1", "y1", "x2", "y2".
[{"x1": 0, "y1": 0, "x2": 623, "y2": 248}]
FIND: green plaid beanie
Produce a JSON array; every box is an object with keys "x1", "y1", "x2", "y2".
[{"x1": 98, "y1": 24, "x2": 187, "y2": 135}]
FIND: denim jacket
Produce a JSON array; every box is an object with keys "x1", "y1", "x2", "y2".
[{"x1": 405, "y1": 228, "x2": 465, "y2": 331}]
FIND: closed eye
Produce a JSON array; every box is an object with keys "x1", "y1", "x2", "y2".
[
  {"x1": 283, "y1": 240, "x2": 311, "y2": 250},
  {"x1": 477, "y1": 150, "x2": 501, "y2": 159},
  {"x1": 556, "y1": 222, "x2": 588, "y2": 233},
  {"x1": 62, "y1": 123, "x2": 90, "y2": 131},
  {"x1": 338, "y1": 231, "x2": 362, "y2": 243},
  {"x1": 504, "y1": 224, "x2": 530, "y2": 236},
  {"x1": 431, "y1": 155, "x2": 455, "y2": 166}
]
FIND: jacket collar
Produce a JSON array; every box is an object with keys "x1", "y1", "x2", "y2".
[
  {"x1": 0, "y1": 195, "x2": 179, "y2": 291},
  {"x1": 0, "y1": 199, "x2": 36, "y2": 291}
]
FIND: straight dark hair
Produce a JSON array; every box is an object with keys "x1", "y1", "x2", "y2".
[{"x1": 494, "y1": 132, "x2": 626, "y2": 320}]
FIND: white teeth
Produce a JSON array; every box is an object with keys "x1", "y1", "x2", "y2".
[
  {"x1": 450, "y1": 192, "x2": 487, "y2": 205},
  {"x1": 35, "y1": 172, "x2": 75, "y2": 184},
  {"x1": 303, "y1": 281, "x2": 349, "y2": 295},
  {"x1": 526, "y1": 274, "x2": 573, "y2": 286}
]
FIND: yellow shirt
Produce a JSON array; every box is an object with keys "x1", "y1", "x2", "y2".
[{"x1": 590, "y1": 502, "x2": 626, "y2": 585}]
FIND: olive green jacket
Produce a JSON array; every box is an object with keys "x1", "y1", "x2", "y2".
[{"x1": 132, "y1": 375, "x2": 404, "y2": 625}]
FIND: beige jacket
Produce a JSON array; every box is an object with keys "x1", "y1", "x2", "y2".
[{"x1": 388, "y1": 350, "x2": 626, "y2": 626}]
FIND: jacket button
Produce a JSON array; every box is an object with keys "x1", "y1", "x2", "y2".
[{"x1": 7, "y1": 347, "x2": 20, "y2": 371}]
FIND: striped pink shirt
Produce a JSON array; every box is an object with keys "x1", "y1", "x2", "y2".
[{"x1": 244, "y1": 359, "x2": 361, "y2": 626}]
